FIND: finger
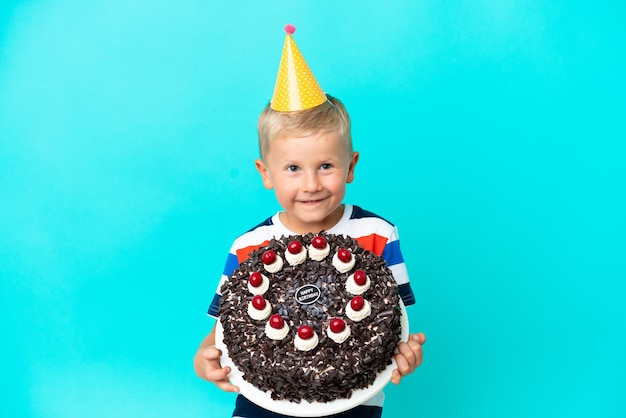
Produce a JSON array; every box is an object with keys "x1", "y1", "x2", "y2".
[
  {"x1": 215, "y1": 379, "x2": 240, "y2": 393},
  {"x1": 202, "y1": 346, "x2": 223, "y2": 360},
  {"x1": 394, "y1": 349, "x2": 411, "y2": 377},
  {"x1": 205, "y1": 364, "x2": 232, "y2": 383},
  {"x1": 397, "y1": 341, "x2": 418, "y2": 369},
  {"x1": 411, "y1": 338, "x2": 424, "y2": 362},
  {"x1": 405, "y1": 338, "x2": 425, "y2": 368},
  {"x1": 410, "y1": 332, "x2": 427, "y2": 345},
  {"x1": 391, "y1": 369, "x2": 402, "y2": 385}
]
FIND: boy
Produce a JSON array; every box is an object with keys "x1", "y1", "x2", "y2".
[{"x1": 194, "y1": 25, "x2": 426, "y2": 418}]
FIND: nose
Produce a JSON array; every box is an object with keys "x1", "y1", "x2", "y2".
[{"x1": 302, "y1": 171, "x2": 322, "y2": 192}]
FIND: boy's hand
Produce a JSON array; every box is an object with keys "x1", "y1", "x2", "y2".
[
  {"x1": 391, "y1": 332, "x2": 426, "y2": 384},
  {"x1": 198, "y1": 345, "x2": 240, "y2": 393}
]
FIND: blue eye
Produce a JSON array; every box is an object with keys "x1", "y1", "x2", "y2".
[
  {"x1": 320, "y1": 163, "x2": 332, "y2": 170},
  {"x1": 287, "y1": 165, "x2": 299, "y2": 172}
]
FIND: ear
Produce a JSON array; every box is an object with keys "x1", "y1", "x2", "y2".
[
  {"x1": 255, "y1": 159, "x2": 274, "y2": 189},
  {"x1": 346, "y1": 151, "x2": 359, "y2": 184}
]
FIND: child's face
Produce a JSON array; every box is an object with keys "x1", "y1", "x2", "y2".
[{"x1": 255, "y1": 131, "x2": 359, "y2": 234}]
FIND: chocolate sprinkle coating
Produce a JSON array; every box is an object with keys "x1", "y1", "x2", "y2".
[{"x1": 218, "y1": 232, "x2": 402, "y2": 403}]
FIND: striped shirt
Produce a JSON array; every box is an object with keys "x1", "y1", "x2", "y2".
[{"x1": 207, "y1": 204, "x2": 415, "y2": 318}]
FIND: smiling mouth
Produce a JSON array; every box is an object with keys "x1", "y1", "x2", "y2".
[{"x1": 299, "y1": 198, "x2": 325, "y2": 205}]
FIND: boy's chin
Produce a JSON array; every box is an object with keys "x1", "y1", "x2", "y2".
[{"x1": 286, "y1": 212, "x2": 342, "y2": 232}]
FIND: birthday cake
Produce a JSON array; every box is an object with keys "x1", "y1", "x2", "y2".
[{"x1": 217, "y1": 232, "x2": 403, "y2": 403}]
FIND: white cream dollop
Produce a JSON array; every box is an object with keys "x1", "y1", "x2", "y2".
[
  {"x1": 285, "y1": 248, "x2": 307, "y2": 266},
  {"x1": 264, "y1": 322, "x2": 290, "y2": 340},
  {"x1": 345, "y1": 299, "x2": 372, "y2": 322},
  {"x1": 332, "y1": 251, "x2": 356, "y2": 273},
  {"x1": 327, "y1": 324, "x2": 351, "y2": 344},
  {"x1": 247, "y1": 274, "x2": 270, "y2": 295},
  {"x1": 247, "y1": 301, "x2": 272, "y2": 321},
  {"x1": 308, "y1": 243, "x2": 330, "y2": 261},
  {"x1": 263, "y1": 255, "x2": 284, "y2": 273},
  {"x1": 294, "y1": 332, "x2": 319, "y2": 351},
  {"x1": 345, "y1": 273, "x2": 371, "y2": 295}
]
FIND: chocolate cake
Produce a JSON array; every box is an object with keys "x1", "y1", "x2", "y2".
[{"x1": 217, "y1": 232, "x2": 402, "y2": 403}]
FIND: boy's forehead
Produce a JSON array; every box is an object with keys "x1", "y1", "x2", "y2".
[
  {"x1": 273, "y1": 130, "x2": 349, "y2": 149},
  {"x1": 267, "y1": 131, "x2": 351, "y2": 160}
]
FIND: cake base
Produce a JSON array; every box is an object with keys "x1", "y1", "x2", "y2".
[{"x1": 215, "y1": 301, "x2": 409, "y2": 417}]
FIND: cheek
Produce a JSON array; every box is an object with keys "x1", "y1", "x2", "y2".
[
  {"x1": 337, "y1": 169, "x2": 351, "y2": 183},
  {"x1": 326, "y1": 175, "x2": 348, "y2": 192},
  {"x1": 272, "y1": 179, "x2": 297, "y2": 200}
]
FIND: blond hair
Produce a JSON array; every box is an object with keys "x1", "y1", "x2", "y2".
[{"x1": 257, "y1": 94, "x2": 352, "y2": 160}]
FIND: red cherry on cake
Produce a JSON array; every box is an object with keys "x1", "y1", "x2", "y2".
[
  {"x1": 262, "y1": 250, "x2": 277, "y2": 265},
  {"x1": 252, "y1": 295, "x2": 266, "y2": 310},
  {"x1": 329, "y1": 318, "x2": 346, "y2": 333},
  {"x1": 337, "y1": 248, "x2": 352, "y2": 263},
  {"x1": 269, "y1": 314, "x2": 284, "y2": 329},
  {"x1": 350, "y1": 296, "x2": 365, "y2": 311},
  {"x1": 298, "y1": 325, "x2": 314, "y2": 340},
  {"x1": 249, "y1": 272, "x2": 263, "y2": 287},
  {"x1": 287, "y1": 240, "x2": 302, "y2": 254},
  {"x1": 311, "y1": 235, "x2": 327, "y2": 249},
  {"x1": 353, "y1": 270, "x2": 367, "y2": 286}
]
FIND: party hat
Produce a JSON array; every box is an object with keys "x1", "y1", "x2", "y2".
[{"x1": 271, "y1": 24, "x2": 327, "y2": 112}]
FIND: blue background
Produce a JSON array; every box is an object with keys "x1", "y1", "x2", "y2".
[{"x1": 1, "y1": 1, "x2": 625, "y2": 417}]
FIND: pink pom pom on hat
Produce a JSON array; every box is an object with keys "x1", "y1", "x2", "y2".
[{"x1": 270, "y1": 23, "x2": 327, "y2": 112}]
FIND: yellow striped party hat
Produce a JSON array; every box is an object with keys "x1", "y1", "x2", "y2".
[{"x1": 270, "y1": 24, "x2": 327, "y2": 112}]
